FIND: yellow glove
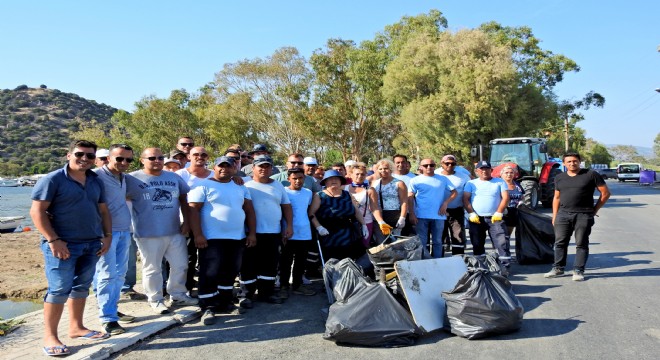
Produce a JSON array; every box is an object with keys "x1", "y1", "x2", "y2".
[
  {"x1": 492, "y1": 212, "x2": 504, "y2": 222},
  {"x1": 378, "y1": 221, "x2": 393, "y2": 236},
  {"x1": 468, "y1": 212, "x2": 480, "y2": 224}
]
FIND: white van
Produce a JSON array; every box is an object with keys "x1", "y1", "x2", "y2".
[{"x1": 616, "y1": 163, "x2": 642, "y2": 182}]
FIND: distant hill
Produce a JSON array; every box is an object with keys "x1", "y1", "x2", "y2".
[
  {"x1": 605, "y1": 144, "x2": 654, "y2": 159},
  {"x1": 0, "y1": 85, "x2": 119, "y2": 175}
]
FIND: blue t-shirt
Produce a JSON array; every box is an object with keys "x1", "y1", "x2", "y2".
[
  {"x1": 188, "y1": 179, "x2": 251, "y2": 240},
  {"x1": 464, "y1": 178, "x2": 507, "y2": 216},
  {"x1": 31, "y1": 165, "x2": 106, "y2": 242},
  {"x1": 94, "y1": 166, "x2": 132, "y2": 232},
  {"x1": 284, "y1": 187, "x2": 313, "y2": 240},
  {"x1": 244, "y1": 180, "x2": 291, "y2": 233},
  {"x1": 409, "y1": 174, "x2": 455, "y2": 220},
  {"x1": 439, "y1": 172, "x2": 471, "y2": 209}
]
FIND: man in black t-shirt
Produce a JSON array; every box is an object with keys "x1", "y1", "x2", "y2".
[{"x1": 544, "y1": 152, "x2": 610, "y2": 281}]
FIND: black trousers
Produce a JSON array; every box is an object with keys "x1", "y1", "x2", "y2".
[
  {"x1": 553, "y1": 211, "x2": 594, "y2": 272},
  {"x1": 241, "y1": 233, "x2": 281, "y2": 299},
  {"x1": 185, "y1": 233, "x2": 198, "y2": 292},
  {"x1": 444, "y1": 207, "x2": 466, "y2": 255},
  {"x1": 279, "y1": 240, "x2": 312, "y2": 289},
  {"x1": 197, "y1": 239, "x2": 244, "y2": 311}
]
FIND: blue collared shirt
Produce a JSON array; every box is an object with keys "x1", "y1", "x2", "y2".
[{"x1": 31, "y1": 165, "x2": 106, "y2": 242}]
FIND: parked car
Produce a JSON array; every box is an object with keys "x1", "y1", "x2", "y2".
[
  {"x1": 616, "y1": 163, "x2": 642, "y2": 182},
  {"x1": 595, "y1": 168, "x2": 618, "y2": 180}
]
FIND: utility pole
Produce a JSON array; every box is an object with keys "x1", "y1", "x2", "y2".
[{"x1": 564, "y1": 117, "x2": 570, "y2": 152}]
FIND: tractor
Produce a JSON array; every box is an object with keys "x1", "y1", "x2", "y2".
[{"x1": 472, "y1": 137, "x2": 562, "y2": 209}]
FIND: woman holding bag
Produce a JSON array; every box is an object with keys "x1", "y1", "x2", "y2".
[{"x1": 369, "y1": 159, "x2": 408, "y2": 244}]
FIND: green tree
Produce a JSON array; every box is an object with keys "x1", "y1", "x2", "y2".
[
  {"x1": 609, "y1": 145, "x2": 639, "y2": 162},
  {"x1": 584, "y1": 140, "x2": 613, "y2": 165},
  {"x1": 654, "y1": 132, "x2": 660, "y2": 164}
]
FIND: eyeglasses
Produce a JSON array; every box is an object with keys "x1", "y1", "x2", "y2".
[
  {"x1": 179, "y1": 142, "x2": 194, "y2": 147},
  {"x1": 288, "y1": 161, "x2": 304, "y2": 165},
  {"x1": 114, "y1": 157, "x2": 134, "y2": 163},
  {"x1": 98, "y1": 157, "x2": 108, "y2": 161},
  {"x1": 443, "y1": 162, "x2": 456, "y2": 166},
  {"x1": 144, "y1": 156, "x2": 165, "y2": 161},
  {"x1": 191, "y1": 153, "x2": 208, "y2": 158},
  {"x1": 420, "y1": 164, "x2": 436, "y2": 168},
  {"x1": 73, "y1": 152, "x2": 96, "y2": 160}
]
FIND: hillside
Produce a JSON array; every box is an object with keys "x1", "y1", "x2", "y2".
[{"x1": 0, "y1": 85, "x2": 119, "y2": 175}]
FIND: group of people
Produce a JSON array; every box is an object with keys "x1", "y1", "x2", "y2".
[{"x1": 31, "y1": 136, "x2": 609, "y2": 356}]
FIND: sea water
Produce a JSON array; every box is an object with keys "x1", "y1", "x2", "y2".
[{"x1": 0, "y1": 186, "x2": 34, "y2": 227}]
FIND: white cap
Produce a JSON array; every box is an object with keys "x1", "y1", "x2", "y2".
[
  {"x1": 95, "y1": 149, "x2": 110, "y2": 157},
  {"x1": 303, "y1": 157, "x2": 318, "y2": 165},
  {"x1": 164, "y1": 158, "x2": 181, "y2": 166},
  {"x1": 344, "y1": 160, "x2": 357, "y2": 167}
]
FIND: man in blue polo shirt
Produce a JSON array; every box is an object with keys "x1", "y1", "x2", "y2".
[{"x1": 31, "y1": 140, "x2": 113, "y2": 356}]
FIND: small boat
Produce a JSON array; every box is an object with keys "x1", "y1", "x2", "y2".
[
  {"x1": 0, "y1": 216, "x2": 26, "y2": 233},
  {"x1": 0, "y1": 179, "x2": 21, "y2": 187}
]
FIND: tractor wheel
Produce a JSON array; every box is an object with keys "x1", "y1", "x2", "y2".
[
  {"x1": 521, "y1": 180, "x2": 539, "y2": 210},
  {"x1": 541, "y1": 168, "x2": 562, "y2": 208}
]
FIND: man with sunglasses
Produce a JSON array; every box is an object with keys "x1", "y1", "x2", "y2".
[
  {"x1": 176, "y1": 137, "x2": 195, "y2": 168},
  {"x1": 241, "y1": 144, "x2": 279, "y2": 176},
  {"x1": 270, "y1": 153, "x2": 321, "y2": 193},
  {"x1": 436, "y1": 155, "x2": 471, "y2": 255},
  {"x1": 408, "y1": 158, "x2": 457, "y2": 258},
  {"x1": 93, "y1": 144, "x2": 136, "y2": 335},
  {"x1": 31, "y1": 140, "x2": 113, "y2": 354},
  {"x1": 175, "y1": 146, "x2": 214, "y2": 295},
  {"x1": 127, "y1": 148, "x2": 197, "y2": 315}
]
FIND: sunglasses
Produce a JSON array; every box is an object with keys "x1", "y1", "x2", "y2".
[
  {"x1": 420, "y1": 164, "x2": 436, "y2": 168},
  {"x1": 73, "y1": 152, "x2": 96, "y2": 160},
  {"x1": 98, "y1": 157, "x2": 108, "y2": 161},
  {"x1": 288, "y1": 161, "x2": 304, "y2": 165},
  {"x1": 114, "y1": 156, "x2": 134, "y2": 163},
  {"x1": 144, "y1": 156, "x2": 165, "y2": 161},
  {"x1": 179, "y1": 142, "x2": 194, "y2": 147},
  {"x1": 229, "y1": 156, "x2": 240, "y2": 161},
  {"x1": 443, "y1": 162, "x2": 456, "y2": 166},
  {"x1": 241, "y1": 155, "x2": 252, "y2": 158},
  {"x1": 191, "y1": 153, "x2": 208, "y2": 158}
]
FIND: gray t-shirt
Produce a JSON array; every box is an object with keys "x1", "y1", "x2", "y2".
[
  {"x1": 127, "y1": 170, "x2": 190, "y2": 238},
  {"x1": 94, "y1": 166, "x2": 132, "y2": 232}
]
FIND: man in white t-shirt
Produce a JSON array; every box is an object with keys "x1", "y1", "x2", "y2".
[
  {"x1": 241, "y1": 155, "x2": 293, "y2": 306},
  {"x1": 188, "y1": 156, "x2": 256, "y2": 325},
  {"x1": 408, "y1": 158, "x2": 457, "y2": 258}
]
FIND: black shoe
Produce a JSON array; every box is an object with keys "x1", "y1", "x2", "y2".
[
  {"x1": 258, "y1": 295, "x2": 283, "y2": 304},
  {"x1": 102, "y1": 321, "x2": 126, "y2": 335},
  {"x1": 117, "y1": 311, "x2": 136, "y2": 323}
]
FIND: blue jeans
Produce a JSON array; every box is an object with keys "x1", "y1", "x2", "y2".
[
  {"x1": 42, "y1": 240, "x2": 101, "y2": 304},
  {"x1": 416, "y1": 218, "x2": 445, "y2": 258},
  {"x1": 121, "y1": 234, "x2": 138, "y2": 292},
  {"x1": 95, "y1": 231, "x2": 131, "y2": 323}
]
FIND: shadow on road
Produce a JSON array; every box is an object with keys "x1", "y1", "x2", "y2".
[{"x1": 587, "y1": 251, "x2": 654, "y2": 273}]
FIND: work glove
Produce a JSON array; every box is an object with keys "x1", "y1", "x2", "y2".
[
  {"x1": 396, "y1": 216, "x2": 406, "y2": 229},
  {"x1": 378, "y1": 221, "x2": 392, "y2": 235},
  {"x1": 468, "y1": 212, "x2": 480, "y2": 224},
  {"x1": 491, "y1": 212, "x2": 504, "y2": 222},
  {"x1": 316, "y1": 225, "x2": 329, "y2": 236},
  {"x1": 362, "y1": 224, "x2": 369, "y2": 238}
]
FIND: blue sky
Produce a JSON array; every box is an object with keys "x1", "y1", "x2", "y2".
[{"x1": 1, "y1": 1, "x2": 658, "y2": 148}]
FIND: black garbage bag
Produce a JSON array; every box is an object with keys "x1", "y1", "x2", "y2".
[
  {"x1": 442, "y1": 269, "x2": 524, "y2": 339},
  {"x1": 515, "y1": 205, "x2": 555, "y2": 264},
  {"x1": 324, "y1": 281, "x2": 422, "y2": 347},
  {"x1": 463, "y1": 252, "x2": 504, "y2": 275},
  {"x1": 367, "y1": 235, "x2": 429, "y2": 266},
  {"x1": 323, "y1": 258, "x2": 371, "y2": 303}
]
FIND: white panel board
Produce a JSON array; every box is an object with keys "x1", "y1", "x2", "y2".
[{"x1": 395, "y1": 257, "x2": 467, "y2": 332}]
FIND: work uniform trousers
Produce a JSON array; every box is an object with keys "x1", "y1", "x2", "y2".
[
  {"x1": 552, "y1": 210, "x2": 594, "y2": 272},
  {"x1": 444, "y1": 207, "x2": 467, "y2": 255},
  {"x1": 240, "y1": 233, "x2": 281, "y2": 299},
  {"x1": 279, "y1": 239, "x2": 312, "y2": 289},
  {"x1": 197, "y1": 239, "x2": 244, "y2": 312},
  {"x1": 468, "y1": 217, "x2": 511, "y2": 265}
]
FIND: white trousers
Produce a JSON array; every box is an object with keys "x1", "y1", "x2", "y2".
[{"x1": 135, "y1": 234, "x2": 189, "y2": 303}]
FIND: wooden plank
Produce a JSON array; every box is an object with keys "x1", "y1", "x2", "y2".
[{"x1": 395, "y1": 257, "x2": 467, "y2": 332}]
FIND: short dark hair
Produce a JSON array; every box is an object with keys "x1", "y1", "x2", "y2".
[
  {"x1": 393, "y1": 154, "x2": 408, "y2": 162},
  {"x1": 225, "y1": 148, "x2": 240, "y2": 155},
  {"x1": 288, "y1": 153, "x2": 304, "y2": 160},
  {"x1": 287, "y1": 168, "x2": 304, "y2": 177},
  {"x1": 332, "y1": 162, "x2": 345, "y2": 169},
  {"x1": 563, "y1": 152, "x2": 581, "y2": 161},
  {"x1": 109, "y1": 143, "x2": 133, "y2": 152},
  {"x1": 69, "y1": 140, "x2": 97, "y2": 152}
]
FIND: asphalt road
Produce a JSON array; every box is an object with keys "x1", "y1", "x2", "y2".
[{"x1": 114, "y1": 180, "x2": 660, "y2": 360}]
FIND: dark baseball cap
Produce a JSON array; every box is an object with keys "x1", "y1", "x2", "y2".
[
  {"x1": 215, "y1": 156, "x2": 235, "y2": 166},
  {"x1": 476, "y1": 160, "x2": 492, "y2": 169},
  {"x1": 253, "y1": 154, "x2": 274, "y2": 166}
]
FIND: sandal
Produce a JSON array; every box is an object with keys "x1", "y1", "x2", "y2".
[
  {"x1": 73, "y1": 330, "x2": 110, "y2": 341},
  {"x1": 43, "y1": 345, "x2": 70, "y2": 356}
]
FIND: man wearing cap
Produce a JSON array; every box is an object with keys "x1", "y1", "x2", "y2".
[
  {"x1": 436, "y1": 154, "x2": 471, "y2": 255},
  {"x1": 163, "y1": 158, "x2": 182, "y2": 172},
  {"x1": 95, "y1": 149, "x2": 110, "y2": 168},
  {"x1": 226, "y1": 148, "x2": 248, "y2": 177},
  {"x1": 170, "y1": 150, "x2": 187, "y2": 169},
  {"x1": 93, "y1": 144, "x2": 136, "y2": 335},
  {"x1": 303, "y1": 157, "x2": 319, "y2": 183},
  {"x1": 271, "y1": 153, "x2": 321, "y2": 192},
  {"x1": 240, "y1": 155, "x2": 292, "y2": 305},
  {"x1": 408, "y1": 158, "x2": 457, "y2": 258},
  {"x1": 126, "y1": 148, "x2": 197, "y2": 314},
  {"x1": 241, "y1": 144, "x2": 280, "y2": 176},
  {"x1": 463, "y1": 161, "x2": 511, "y2": 266},
  {"x1": 188, "y1": 156, "x2": 257, "y2": 325}
]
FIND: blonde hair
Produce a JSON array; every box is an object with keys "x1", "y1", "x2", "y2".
[{"x1": 376, "y1": 158, "x2": 394, "y2": 170}]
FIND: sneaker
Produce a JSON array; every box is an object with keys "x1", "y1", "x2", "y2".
[
  {"x1": 292, "y1": 285, "x2": 316, "y2": 296},
  {"x1": 258, "y1": 295, "x2": 283, "y2": 304},
  {"x1": 117, "y1": 312, "x2": 136, "y2": 324},
  {"x1": 238, "y1": 297, "x2": 253, "y2": 309},
  {"x1": 102, "y1": 321, "x2": 126, "y2": 335},
  {"x1": 217, "y1": 303, "x2": 246, "y2": 315},
  {"x1": 572, "y1": 270, "x2": 585, "y2": 281},
  {"x1": 302, "y1": 275, "x2": 312, "y2": 285},
  {"x1": 170, "y1": 295, "x2": 199, "y2": 306},
  {"x1": 201, "y1": 310, "x2": 216, "y2": 325},
  {"x1": 279, "y1": 286, "x2": 290, "y2": 299},
  {"x1": 544, "y1": 268, "x2": 565, "y2": 278},
  {"x1": 150, "y1": 301, "x2": 171, "y2": 315}
]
